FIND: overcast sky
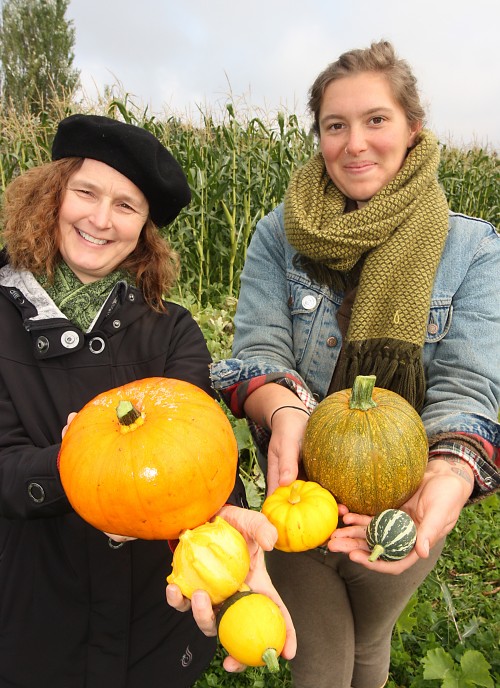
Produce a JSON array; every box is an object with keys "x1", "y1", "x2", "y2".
[{"x1": 67, "y1": 0, "x2": 499, "y2": 149}]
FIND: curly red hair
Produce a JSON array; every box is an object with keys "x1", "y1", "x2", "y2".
[{"x1": 1, "y1": 158, "x2": 179, "y2": 310}]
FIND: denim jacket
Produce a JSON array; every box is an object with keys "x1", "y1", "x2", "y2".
[{"x1": 211, "y1": 204, "x2": 500, "y2": 489}]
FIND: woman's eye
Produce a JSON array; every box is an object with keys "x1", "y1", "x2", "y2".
[
  {"x1": 330, "y1": 122, "x2": 344, "y2": 131},
  {"x1": 71, "y1": 188, "x2": 93, "y2": 197},
  {"x1": 119, "y1": 202, "x2": 134, "y2": 211},
  {"x1": 370, "y1": 116, "x2": 384, "y2": 125}
]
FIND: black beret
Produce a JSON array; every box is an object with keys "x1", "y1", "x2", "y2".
[{"x1": 52, "y1": 114, "x2": 191, "y2": 226}]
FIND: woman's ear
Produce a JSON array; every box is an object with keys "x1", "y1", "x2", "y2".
[{"x1": 408, "y1": 120, "x2": 423, "y2": 148}]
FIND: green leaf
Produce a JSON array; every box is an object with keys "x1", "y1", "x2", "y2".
[
  {"x1": 396, "y1": 593, "x2": 418, "y2": 633},
  {"x1": 441, "y1": 675, "x2": 464, "y2": 688},
  {"x1": 423, "y1": 647, "x2": 455, "y2": 679},
  {"x1": 460, "y1": 650, "x2": 494, "y2": 687}
]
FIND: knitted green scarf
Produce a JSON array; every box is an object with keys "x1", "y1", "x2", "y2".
[
  {"x1": 284, "y1": 130, "x2": 449, "y2": 410},
  {"x1": 38, "y1": 262, "x2": 129, "y2": 331}
]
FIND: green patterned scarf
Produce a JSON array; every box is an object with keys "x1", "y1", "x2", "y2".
[
  {"x1": 37, "y1": 262, "x2": 129, "y2": 331},
  {"x1": 284, "y1": 130, "x2": 449, "y2": 410}
]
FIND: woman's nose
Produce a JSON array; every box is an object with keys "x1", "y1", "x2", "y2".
[
  {"x1": 90, "y1": 201, "x2": 113, "y2": 229},
  {"x1": 345, "y1": 128, "x2": 368, "y2": 156}
]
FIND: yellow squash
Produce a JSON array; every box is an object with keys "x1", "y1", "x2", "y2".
[
  {"x1": 217, "y1": 591, "x2": 286, "y2": 672},
  {"x1": 167, "y1": 517, "x2": 250, "y2": 605},
  {"x1": 262, "y1": 480, "x2": 338, "y2": 551}
]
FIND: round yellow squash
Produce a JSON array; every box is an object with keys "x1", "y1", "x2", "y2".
[
  {"x1": 261, "y1": 480, "x2": 338, "y2": 552},
  {"x1": 302, "y1": 375, "x2": 428, "y2": 515},
  {"x1": 217, "y1": 591, "x2": 286, "y2": 671},
  {"x1": 167, "y1": 517, "x2": 250, "y2": 605}
]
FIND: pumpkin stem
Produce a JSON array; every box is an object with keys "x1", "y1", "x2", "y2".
[
  {"x1": 288, "y1": 482, "x2": 302, "y2": 505},
  {"x1": 116, "y1": 400, "x2": 142, "y2": 426},
  {"x1": 368, "y1": 544, "x2": 385, "y2": 562},
  {"x1": 349, "y1": 375, "x2": 377, "y2": 411},
  {"x1": 261, "y1": 647, "x2": 280, "y2": 673}
]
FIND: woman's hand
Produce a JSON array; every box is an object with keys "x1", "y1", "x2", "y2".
[
  {"x1": 242, "y1": 383, "x2": 310, "y2": 495},
  {"x1": 61, "y1": 412, "x2": 77, "y2": 439},
  {"x1": 166, "y1": 505, "x2": 297, "y2": 672},
  {"x1": 329, "y1": 458, "x2": 474, "y2": 574},
  {"x1": 266, "y1": 408, "x2": 309, "y2": 495}
]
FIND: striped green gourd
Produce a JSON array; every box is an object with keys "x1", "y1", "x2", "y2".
[{"x1": 366, "y1": 509, "x2": 417, "y2": 562}]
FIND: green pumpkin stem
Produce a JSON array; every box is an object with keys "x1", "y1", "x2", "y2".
[
  {"x1": 262, "y1": 647, "x2": 280, "y2": 673},
  {"x1": 116, "y1": 400, "x2": 141, "y2": 426},
  {"x1": 368, "y1": 544, "x2": 385, "y2": 562},
  {"x1": 349, "y1": 375, "x2": 377, "y2": 411},
  {"x1": 288, "y1": 482, "x2": 302, "y2": 505}
]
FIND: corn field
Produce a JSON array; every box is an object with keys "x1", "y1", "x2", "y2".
[{"x1": 0, "y1": 96, "x2": 498, "y2": 308}]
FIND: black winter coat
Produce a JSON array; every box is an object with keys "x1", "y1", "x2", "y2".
[{"x1": 0, "y1": 258, "x2": 243, "y2": 688}]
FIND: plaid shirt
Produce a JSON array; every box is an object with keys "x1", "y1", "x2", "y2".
[{"x1": 219, "y1": 374, "x2": 500, "y2": 502}]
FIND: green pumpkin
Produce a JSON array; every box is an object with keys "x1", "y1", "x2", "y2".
[
  {"x1": 302, "y1": 375, "x2": 428, "y2": 515},
  {"x1": 366, "y1": 509, "x2": 417, "y2": 561}
]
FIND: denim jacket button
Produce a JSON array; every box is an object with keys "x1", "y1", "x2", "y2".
[
  {"x1": 302, "y1": 295, "x2": 317, "y2": 310},
  {"x1": 427, "y1": 323, "x2": 439, "y2": 335},
  {"x1": 326, "y1": 336, "x2": 338, "y2": 347}
]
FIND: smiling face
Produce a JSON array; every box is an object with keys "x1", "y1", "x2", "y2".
[
  {"x1": 318, "y1": 71, "x2": 422, "y2": 206},
  {"x1": 57, "y1": 158, "x2": 149, "y2": 283}
]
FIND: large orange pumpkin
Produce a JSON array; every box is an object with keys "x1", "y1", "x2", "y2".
[
  {"x1": 302, "y1": 375, "x2": 428, "y2": 515},
  {"x1": 59, "y1": 377, "x2": 238, "y2": 539}
]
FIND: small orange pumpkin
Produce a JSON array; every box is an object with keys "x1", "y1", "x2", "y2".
[{"x1": 59, "y1": 377, "x2": 238, "y2": 539}]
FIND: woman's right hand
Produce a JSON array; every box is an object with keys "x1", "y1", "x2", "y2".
[
  {"x1": 266, "y1": 407, "x2": 309, "y2": 495},
  {"x1": 242, "y1": 383, "x2": 311, "y2": 496}
]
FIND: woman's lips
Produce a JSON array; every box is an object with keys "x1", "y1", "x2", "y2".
[{"x1": 77, "y1": 228, "x2": 108, "y2": 245}]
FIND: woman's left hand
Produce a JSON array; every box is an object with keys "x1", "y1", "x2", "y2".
[
  {"x1": 329, "y1": 458, "x2": 474, "y2": 574},
  {"x1": 61, "y1": 412, "x2": 77, "y2": 439},
  {"x1": 166, "y1": 504, "x2": 297, "y2": 672}
]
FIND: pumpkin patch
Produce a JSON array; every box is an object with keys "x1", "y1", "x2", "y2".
[
  {"x1": 302, "y1": 375, "x2": 428, "y2": 515},
  {"x1": 59, "y1": 377, "x2": 238, "y2": 539}
]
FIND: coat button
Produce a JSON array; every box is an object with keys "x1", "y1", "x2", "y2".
[
  {"x1": 61, "y1": 330, "x2": 79, "y2": 348},
  {"x1": 128, "y1": 293, "x2": 135, "y2": 302},
  {"x1": 302, "y1": 295, "x2": 317, "y2": 310},
  {"x1": 36, "y1": 336, "x2": 49, "y2": 354},
  {"x1": 89, "y1": 337, "x2": 106, "y2": 354},
  {"x1": 112, "y1": 320, "x2": 121, "y2": 329},
  {"x1": 27, "y1": 482, "x2": 45, "y2": 503},
  {"x1": 326, "y1": 336, "x2": 338, "y2": 347},
  {"x1": 427, "y1": 323, "x2": 439, "y2": 335}
]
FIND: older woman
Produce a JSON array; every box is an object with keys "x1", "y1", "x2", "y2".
[
  {"x1": 0, "y1": 114, "x2": 295, "y2": 688},
  {"x1": 211, "y1": 41, "x2": 500, "y2": 688}
]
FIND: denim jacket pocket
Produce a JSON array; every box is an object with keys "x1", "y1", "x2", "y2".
[
  {"x1": 288, "y1": 281, "x2": 324, "y2": 365},
  {"x1": 425, "y1": 302, "x2": 453, "y2": 343}
]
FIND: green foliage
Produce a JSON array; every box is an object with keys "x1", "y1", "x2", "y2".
[
  {"x1": 439, "y1": 146, "x2": 499, "y2": 227},
  {"x1": 422, "y1": 649, "x2": 493, "y2": 687},
  {"x1": 0, "y1": 0, "x2": 79, "y2": 116}
]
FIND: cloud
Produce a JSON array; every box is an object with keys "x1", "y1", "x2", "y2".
[{"x1": 67, "y1": 0, "x2": 500, "y2": 148}]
